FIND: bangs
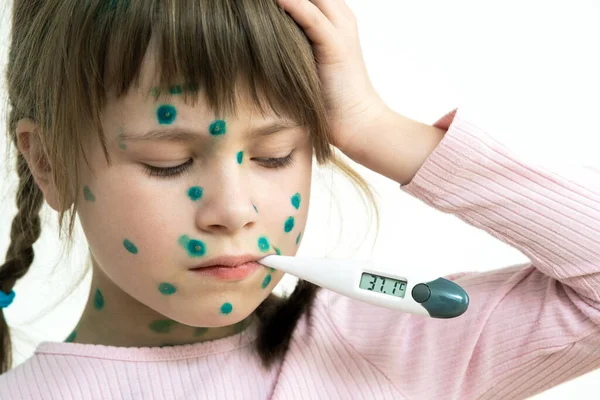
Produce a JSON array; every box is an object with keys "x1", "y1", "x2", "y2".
[{"x1": 90, "y1": 0, "x2": 324, "y2": 124}]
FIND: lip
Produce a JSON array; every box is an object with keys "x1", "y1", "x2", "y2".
[{"x1": 188, "y1": 254, "x2": 264, "y2": 270}]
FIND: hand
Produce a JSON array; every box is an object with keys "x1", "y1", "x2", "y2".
[{"x1": 277, "y1": 0, "x2": 389, "y2": 156}]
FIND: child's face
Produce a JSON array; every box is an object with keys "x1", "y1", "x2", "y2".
[{"x1": 76, "y1": 63, "x2": 312, "y2": 330}]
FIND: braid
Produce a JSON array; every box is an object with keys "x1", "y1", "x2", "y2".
[
  {"x1": 254, "y1": 279, "x2": 321, "y2": 369},
  {"x1": 0, "y1": 150, "x2": 45, "y2": 373}
]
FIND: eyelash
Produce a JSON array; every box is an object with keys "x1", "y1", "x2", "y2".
[{"x1": 143, "y1": 151, "x2": 295, "y2": 178}]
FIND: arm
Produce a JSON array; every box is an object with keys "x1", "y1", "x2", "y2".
[{"x1": 326, "y1": 107, "x2": 600, "y2": 399}]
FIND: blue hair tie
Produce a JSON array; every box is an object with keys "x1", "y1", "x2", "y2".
[{"x1": 0, "y1": 290, "x2": 16, "y2": 309}]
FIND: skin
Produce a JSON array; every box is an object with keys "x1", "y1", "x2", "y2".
[
  {"x1": 16, "y1": 0, "x2": 446, "y2": 347},
  {"x1": 16, "y1": 45, "x2": 313, "y2": 347}
]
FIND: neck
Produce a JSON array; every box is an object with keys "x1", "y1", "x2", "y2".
[{"x1": 68, "y1": 259, "x2": 255, "y2": 348}]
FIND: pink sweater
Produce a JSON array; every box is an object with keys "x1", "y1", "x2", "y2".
[{"x1": 2, "y1": 108, "x2": 599, "y2": 399}]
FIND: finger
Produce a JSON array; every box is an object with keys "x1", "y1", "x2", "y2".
[
  {"x1": 276, "y1": 0, "x2": 337, "y2": 45},
  {"x1": 311, "y1": 0, "x2": 356, "y2": 25}
]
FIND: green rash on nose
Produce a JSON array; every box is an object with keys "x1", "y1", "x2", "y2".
[
  {"x1": 236, "y1": 151, "x2": 244, "y2": 164},
  {"x1": 209, "y1": 120, "x2": 226, "y2": 136},
  {"x1": 284, "y1": 217, "x2": 295, "y2": 233},
  {"x1": 178, "y1": 235, "x2": 207, "y2": 257},
  {"x1": 83, "y1": 185, "x2": 96, "y2": 202},
  {"x1": 262, "y1": 274, "x2": 272, "y2": 289},
  {"x1": 93, "y1": 288, "x2": 104, "y2": 310},
  {"x1": 291, "y1": 192, "x2": 301, "y2": 209},
  {"x1": 258, "y1": 236, "x2": 270, "y2": 252},
  {"x1": 65, "y1": 330, "x2": 77, "y2": 343},
  {"x1": 149, "y1": 319, "x2": 178, "y2": 334},
  {"x1": 187, "y1": 186, "x2": 203, "y2": 201},
  {"x1": 157, "y1": 104, "x2": 177, "y2": 125},
  {"x1": 123, "y1": 239, "x2": 138, "y2": 254},
  {"x1": 194, "y1": 327, "x2": 209, "y2": 336},
  {"x1": 158, "y1": 282, "x2": 177, "y2": 295},
  {"x1": 220, "y1": 302, "x2": 233, "y2": 315}
]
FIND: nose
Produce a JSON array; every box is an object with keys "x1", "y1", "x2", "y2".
[{"x1": 194, "y1": 167, "x2": 257, "y2": 234}]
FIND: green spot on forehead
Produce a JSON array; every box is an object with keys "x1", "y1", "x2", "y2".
[
  {"x1": 194, "y1": 327, "x2": 209, "y2": 336},
  {"x1": 187, "y1": 186, "x2": 203, "y2": 201},
  {"x1": 258, "y1": 236, "x2": 270, "y2": 252},
  {"x1": 220, "y1": 302, "x2": 233, "y2": 315},
  {"x1": 209, "y1": 120, "x2": 227, "y2": 136},
  {"x1": 157, "y1": 104, "x2": 177, "y2": 125},
  {"x1": 123, "y1": 239, "x2": 138, "y2": 254},
  {"x1": 169, "y1": 85, "x2": 183, "y2": 95},
  {"x1": 158, "y1": 282, "x2": 177, "y2": 296}
]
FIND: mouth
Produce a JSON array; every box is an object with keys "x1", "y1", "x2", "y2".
[{"x1": 188, "y1": 254, "x2": 264, "y2": 270}]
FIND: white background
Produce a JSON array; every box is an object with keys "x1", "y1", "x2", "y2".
[{"x1": 1, "y1": 0, "x2": 599, "y2": 398}]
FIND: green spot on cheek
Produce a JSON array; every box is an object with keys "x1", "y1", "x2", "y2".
[
  {"x1": 178, "y1": 235, "x2": 207, "y2": 257},
  {"x1": 83, "y1": 186, "x2": 96, "y2": 202},
  {"x1": 157, "y1": 104, "x2": 177, "y2": 125},
  {"x1": 123, "y1": 239, "x2": 138, "y2": 254},
  {"x1": 253, "y1": 203, "x2": 258, "y2": 213},
  {"x1": 149, "y1": 319, "x2": 178, "y2": 334},
  {"x1": 209, "y1": 120, "x2": 227, "y2": 136},
  {"x1": 93, "y1": 288, "x2": 104, "y2": 310},
  {"x1": 274, "y1": 247, "x2": 281, "y2": 255},
  {"x1": 284, "y1": 217, "x2": 295, "y2": 233},
  {"x1": 65, "y1": 330, "x2": 77, "y2": 343},
  {"x1": 262, "y1": 274, "x2": 272, "y2": 289},
  {"x1": 194, "y1": 327, "x2": 209, "y2": 336},
  {"x1": 236, "y1": 151, "x2": 244, "y2": 164},
  {"x1": 296, "y1": 232, "x2": 302, "y2": 245},
  {"x1": 291, "y1": 193, "x2": 301, "y2": 209},
  {"x1": 188, "y1": 186, "x2": 203, "y2": 201},
  {"x1": 220, "y1": 302, "x2": 233, "y2": 315},
  {"x1": 158, "y1": 282, "x2": 177, "y2": 295},
  {"x1": 258, "y1": 236, "x2": 270, "y2": 252}
]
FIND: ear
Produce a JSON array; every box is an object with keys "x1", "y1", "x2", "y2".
[{"x1": 15, "y1": 119, "x2": 63, "y2": 211}]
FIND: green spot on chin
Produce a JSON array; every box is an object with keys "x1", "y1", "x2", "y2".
[
  {"x1": 262, "y1": 274, "x2": 272, "y2": 289},
  {"x1": 187, "y1": 186, "x2": 203, "y2": 201},
  {"x1": 220, "y1": 302, "x2": 233, "y2": 315},
  {"x1": 178, "y1": 235, "x2": 207, "y2": 257},
  {"x1": 258, "y1": 236, "x2": 270, "y2": 252},
  {"x1": 194, "y1": 327, "x2": 209, "y2": 336},
  {"x1": 149, "y1": 319, "x2": 178, "y2": 334},
  {"x1": 291, "y1": 193, "x2": 301, "y2": 209},
  {"x1": 296, "y1": 232, "x2": 302, "y2": 245},
  {"x1": 93, "y1": 288, "x2": 104, "y2": 310},
  {"x1": 123, "y1": 239, "x2": 138, "y2": 254},
  {"x1": 284, "y1": 217, "x2": 295, "y2": 233},
  {"x1": 236, "y1": 151, "x2": 244, "y2": 164},
  {"x1": 65, "y1": 330, "x2": 77, "y2": 343},
  {"x1": 157, "y1": 104, "x2": 177, "y2": 125},
  {"x1": 209, "y1": 120, "x2": 227, "y2": 136},
  {"x1": 83, "y1": 185, "x2": 96, "y2": 202},
  {"x1": 158, "y1": 282, "x2": 177, "y2": 296}
]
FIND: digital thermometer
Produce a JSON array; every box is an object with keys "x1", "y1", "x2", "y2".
[{"x1": 259, "y1": 255, "x2": 469, "y2": 319}]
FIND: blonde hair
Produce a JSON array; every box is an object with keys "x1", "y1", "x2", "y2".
[{"x1": 1, "y1": 0, "x2": 378, "y2": 373}]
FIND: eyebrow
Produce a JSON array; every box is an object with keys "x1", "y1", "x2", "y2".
[{"x1": 120, "y1": 121, "x2": 301, "y2": 143}]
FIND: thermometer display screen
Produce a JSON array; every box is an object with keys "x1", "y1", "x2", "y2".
[{"x1": 359, "y1": 272, "x2": 407, "y2": 298}]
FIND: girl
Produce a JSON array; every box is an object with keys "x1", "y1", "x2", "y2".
[{"x1": 1, "y1": 0, "x2": 599, "y2": 398}]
